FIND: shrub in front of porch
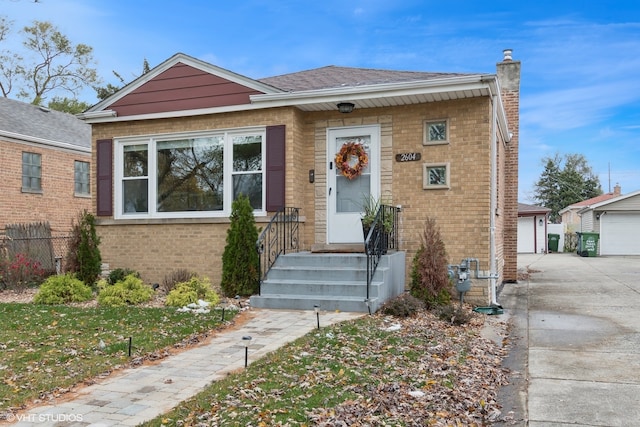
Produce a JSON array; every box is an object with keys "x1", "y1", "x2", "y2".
[
  {"x1": 221, "y1": 195, "x2": 259, "y2": 297},
  {"x1": 409, "y1": 217, "x2": 451, "y2": 308}
]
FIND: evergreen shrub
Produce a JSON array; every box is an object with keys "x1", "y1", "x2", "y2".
[
  {"x1": 66, "y1": 210, "x2": 102, "y2": 287},
  {"x1": 409, "y1": 217, "x2": 451, "y2": 308},
  {"x1": 220, "y1": 195, "x2": 260, "y2": 296},
  {"x1": 34, "y1": 273, "x2": 93, "y2": 304},
  {"x1": 97, "y1": 274, "x2": 154, "y2": 307},
  {"x1": 166, "y1": 276, "x2": 220, "y2": 307}
]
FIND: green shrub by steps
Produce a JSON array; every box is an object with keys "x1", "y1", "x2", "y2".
[
  {"x1": 166, "y1": 277, "x2": 219, "y2": 307},
  {"x1": 409, "y1": 217, "x2": 451, "y2": 308},
  {"x1": 220, "y1": 195, "x2": 259, "y2": 296},
  {"x1": 97, "y1": 274, "x2": 154, "y2": 307},
  {"x1": 34, "y1": 273, "x2": 93, "y2": 304}
]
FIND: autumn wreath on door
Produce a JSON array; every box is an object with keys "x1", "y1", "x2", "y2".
[{"x1": 335, "y1": 141, "x2": 368, "y2": 180}]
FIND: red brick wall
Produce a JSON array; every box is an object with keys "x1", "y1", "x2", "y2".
[{"x1": 0, "y1": 138, "x2": 92, "y2": 233}]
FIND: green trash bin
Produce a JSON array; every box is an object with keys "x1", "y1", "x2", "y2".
[
  {"x1": 548, "y1": 233, "x2": 560, "y2": 252},
  {"x1": 578, "y1": 232, "x2": 599, "y2": 257}
]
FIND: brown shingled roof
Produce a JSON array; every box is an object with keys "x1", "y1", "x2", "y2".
[
  {"x1": 258, "y1": 65, "x2": 469, "y2": 92},
  {"x1": 567, "y1": 192, "x2": 618, "y2": 208},
  {"x1": 518, "y1": 203, "x2": 551, "y2": 215}
]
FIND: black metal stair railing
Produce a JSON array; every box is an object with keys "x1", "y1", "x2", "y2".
[
  {"x1": 364, "y1": 204, "x2": 400, "y2": 313},
  {"x1": 255, "y1": 207, "x2": 300, "y2": 295}
]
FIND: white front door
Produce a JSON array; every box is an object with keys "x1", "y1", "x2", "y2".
[{"x1": 327, "y1": 125, "x2": 380, "y2": 243}]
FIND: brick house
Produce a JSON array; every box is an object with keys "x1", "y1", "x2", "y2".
[
  {"x1": 0, "y1": 97, "x2": 92, "y2": 233},
  {"x1": 79, "y1": 50, "x2": 520, "y2": 309}
]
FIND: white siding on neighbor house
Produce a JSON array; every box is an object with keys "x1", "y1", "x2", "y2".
[
  {"x1": 580, "y1": 211, "x2": 595, "y2": 232},
  {"x1": 600, "y1": 196, "x2": 640, "y2": 211},
  {"x1": 600, "y1": 212, "x2": 640, "y2": 255}
]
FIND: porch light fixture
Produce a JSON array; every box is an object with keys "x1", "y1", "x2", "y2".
[
  {"x1": 539, "y1": 218, "x2": 544, "y2": 226},
  {"x1": 314, "y1": 305, "x2": 320, "y2": 329},
  {"x1": 241, "y1": 335, "x2": 252, "y2": 367},
  {"x1": 337, "y1": 102, "x2": 355, "y2": 113}
]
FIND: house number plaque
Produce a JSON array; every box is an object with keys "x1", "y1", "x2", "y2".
[{"x1": 395, "y1": 152, "x2": 421, "y2": 162}]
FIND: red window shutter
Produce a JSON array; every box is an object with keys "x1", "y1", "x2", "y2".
[
  {"x1": 266, "y1": 125, "x2": 285, "y2": 212},
  {"x1": 96, "y1": 139, "x2": 113, "y2": 216}
]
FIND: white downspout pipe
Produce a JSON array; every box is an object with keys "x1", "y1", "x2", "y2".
[{"x1": 489, "y1": 89, "x2": 500, "y2": 306}]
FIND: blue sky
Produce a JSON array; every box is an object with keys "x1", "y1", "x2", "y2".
[{"x1": 2, "y1": 0, "x2": 640, "y2": 202}]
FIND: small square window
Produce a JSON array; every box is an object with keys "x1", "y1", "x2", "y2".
[
  {"x1": 424, "y1": 120, "x2": 448, "y2": 145},
  {"x1": 423, "y1": 163, "x2": 450, "y2": 189}
]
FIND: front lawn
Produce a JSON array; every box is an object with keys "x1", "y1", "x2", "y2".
[
  {"x1": 0, "y1": 303, "x2": 235, "y2": 413},
  {"x1": 142, "y1": 308, "x2": 509, "y2": 426}
]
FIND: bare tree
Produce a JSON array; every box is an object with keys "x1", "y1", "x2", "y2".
[
  {"x1": 0, "y1": 17, "x2": 24, "y2": 97},
  {"x1": 0, "y1": 18, "x2": 100, "y2": 105}
]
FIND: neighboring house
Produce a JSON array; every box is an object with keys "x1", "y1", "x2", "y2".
[
  {"x1": 0, "y1": 97, "x2": 92, "y2": 233},
  {"x1": 79, "y1": 50, "x2": 520, "y2": 308},
  {"x1": 576, "y1": 189, "x2": 640, "y2": 256},
  {"x1": 517, "y1": 203, "x2": 551, "y2": 254},
  {"x1": 559, "y1": 184, "x2": 621, "y2": 233}
]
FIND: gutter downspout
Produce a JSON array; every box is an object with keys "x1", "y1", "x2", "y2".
[{"x1": 489, "y1": 87, "x2": 500, "y2": 307}]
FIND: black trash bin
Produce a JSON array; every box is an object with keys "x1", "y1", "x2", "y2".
[{"x1": 548, "y1": 233, "x2": 560, "y2": 253}]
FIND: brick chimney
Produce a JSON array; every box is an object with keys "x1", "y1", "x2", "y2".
[
  {"x1": 497, "y1": 49, "x2": 521, "y2": 283},
  {"x1": 613, "y1": 183, "x2": 621, "y2": 195}
]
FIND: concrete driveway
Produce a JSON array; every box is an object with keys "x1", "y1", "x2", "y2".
[{"x1": 499, "y1": 253, "x2": 640, "y2": 426}]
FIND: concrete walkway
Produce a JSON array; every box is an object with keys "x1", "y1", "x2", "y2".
[
  {"x1": 6, "y1": 309, "x2": 363, "y2": 426},
  {"x1": 501, "y1": 253, "x2": 640, "y2": 426}
]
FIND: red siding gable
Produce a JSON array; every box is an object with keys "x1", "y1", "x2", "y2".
[{"x1": 107, "y1": 62, "x2": 265, "y2": 116}]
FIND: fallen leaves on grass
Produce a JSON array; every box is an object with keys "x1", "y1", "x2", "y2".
[{"x1": 147, "y1": 307, "x2": 509, "y2": 426}]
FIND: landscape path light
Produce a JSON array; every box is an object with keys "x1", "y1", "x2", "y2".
[
  {"x1": 314, "y1": 304, "x2": 320, "y2": 329},
  {"x1": 219, "y1": 299, "x2": 227, "y2": 321},
  {"x1": 241, "y1": 335, "x2": 252, "y2": 367}
]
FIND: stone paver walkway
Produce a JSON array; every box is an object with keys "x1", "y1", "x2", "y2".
[{"x1": 7, "y1": 309, "x2": 363, "y2": 426}]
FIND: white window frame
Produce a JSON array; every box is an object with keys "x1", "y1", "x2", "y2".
[
  {"x1": 423, "y1": 162, "x2": 450, "y2": 190},
  {"x1": 423, "y1": 119, "x2": 449, "y2": 145},
  {"x1": 114, "y1": 127, "x2": 266, "y2": 219}
]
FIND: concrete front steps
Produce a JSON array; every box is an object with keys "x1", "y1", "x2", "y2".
[{"x1": 250, "y1": 251, "x2": 405, "y2": 313}]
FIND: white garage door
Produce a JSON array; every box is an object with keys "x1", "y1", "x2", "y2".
[
  {"x1": 600, "y1": 212, "x2": 640, "y2": 255},
  {"x1": 517, "y1": 217, "x2": 535, "y2": 253}
]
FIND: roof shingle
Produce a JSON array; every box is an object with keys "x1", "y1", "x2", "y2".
[
  {"x1": 0, "y1": 97, "x2": 90, "y2": 149},
  {"x1": 258, "y1": 65, "x2": 470, "y2": 92}
]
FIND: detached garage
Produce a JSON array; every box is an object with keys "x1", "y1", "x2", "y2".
[
  {"x1": 578, "y1": 190, "x2": 640, "y2": 256},
  {"x1": 518, "y1": 203, "x2": 551, "y2": 253}
]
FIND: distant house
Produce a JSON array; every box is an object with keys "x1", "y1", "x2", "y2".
[
  {"x1": 559, "y1": 184, "x2": 621, "y2": 233},
  {"x1": 575, "y1": 189, "x2": 640, "y2": 256},
  {"x1": 79, "y1": 50, "x2": 520, "y2": 309},
  {"x1": 517, "y1": 203, "x2": 551, "y2": 253},
  {"x1": 0, "y1": 97, "x2": 92, "y2": 233}
]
